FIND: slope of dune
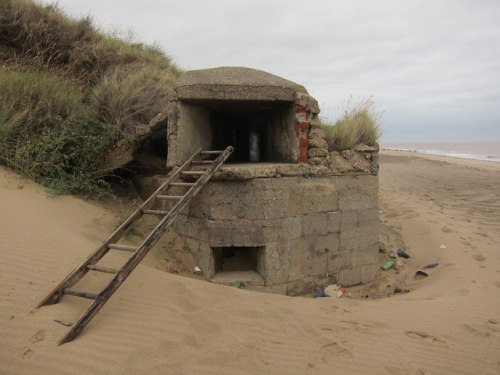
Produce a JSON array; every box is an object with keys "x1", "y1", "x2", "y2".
[{"x1": 1, "y1": 153, "x2": 499, "y2": 374}]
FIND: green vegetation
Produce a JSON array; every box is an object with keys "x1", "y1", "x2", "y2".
[
  {"x1": 322, "y1": 98, "x2": 381, "y2": 151},
  {"x1": 0, "y1": 0, "x2": 180, "y2": 194}
]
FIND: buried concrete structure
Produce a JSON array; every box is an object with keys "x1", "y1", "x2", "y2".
[{"x1": 162, "y1": 67, "x2": 379, "y2": 295}]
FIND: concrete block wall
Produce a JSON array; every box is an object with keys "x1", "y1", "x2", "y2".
[{"x1": 174, "y1": 174, "x2": 379, "y2": 295}]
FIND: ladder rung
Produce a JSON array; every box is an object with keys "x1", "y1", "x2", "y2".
[
  {"x1": 86, "y1": 265, "x2": 118, "y2": 274},
  {"x1": 108, "y1": 243, "x2": 137, "y2": 252},
  {"x1": 181, "y1": 171, "x2": 205, "y2": 175},
  {"x1": 157, "y1": 195, "x2": 183, "y2": 200},
  {"x1": 201, "y1": 150, "x2": 223, "y2": 154},
  {"x1": 63, "y1": 288, "x2": 97, "y2": 300},
  {"x1": 170, "y1": 182, "x2": 195, "y2": 187},
  {"x1": 192, "y1": 160, "x2": 212, "y2": 165},
  {"x1": 144, "y1": 209, "x2": 170, "y2": 215}
]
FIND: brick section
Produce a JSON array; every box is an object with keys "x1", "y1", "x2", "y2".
[{"x1": 294, "y1": 121, "x2": 310, "y2": 163}]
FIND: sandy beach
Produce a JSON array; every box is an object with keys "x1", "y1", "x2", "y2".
[{"x1": 1, "y1": 151, "x2": 499, "y2": 374}]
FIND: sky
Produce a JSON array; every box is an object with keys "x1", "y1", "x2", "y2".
[{"x1": 39, "y1": 0, "x2": 500, "y2": 143}]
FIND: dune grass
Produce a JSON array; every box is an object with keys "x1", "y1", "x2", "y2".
[
  {"x1": 0, "y1": 0, "x2": 180, "y2": 194},
  {"x1": 0, "y1": 71, "x2": 118, "y2": 194},
  {"x1": 322, "y1": 98, "x2": 381, "y2": 151}
]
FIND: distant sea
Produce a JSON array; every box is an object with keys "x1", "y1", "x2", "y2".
[{"x1": 382, "y1": 142, "x2": 500, "y2": 163}]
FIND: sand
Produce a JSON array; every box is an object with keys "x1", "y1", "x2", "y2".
[{"x1": 1, "y1": 151, "x2": 499, "y2": 374}]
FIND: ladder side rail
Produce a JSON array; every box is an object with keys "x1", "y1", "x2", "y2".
[
  {"x1": 36, "y1": 148, "x2": 202, "y2": 308},
  {"x1": 58, "y1": 146, "x2": 233, "y2": 345}
]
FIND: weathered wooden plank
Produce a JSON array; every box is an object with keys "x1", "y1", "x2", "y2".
[
  {"x1": 181, "y1": 171, "x2": 205, "y2": 175},
  {"x1": 156, "y1": 195, "x2": 183, "y2": 200},
  {"x1": 170, "y1": 182, "x2": 195, "y2": 187},
  {"x1": 63, "y1": 289, "x2": 97, "y2": 300},
  {"x1": 58, "y1": 146, "x2": 234, "y2": 345},
  {"x1": 86, "y1": 265, "x2": 118, "y2": 274},
  {"x1": 108, "y1": 244, "x2": 137, "y2": 251},
  {"x1": 143, "y1": 209, "x2": 170, "y2": 215}
]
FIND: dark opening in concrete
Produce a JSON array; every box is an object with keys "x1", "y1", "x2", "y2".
[
  {"x1": 212, "y1": 246, "x2": 265, "y2": 274},
  {"x1": 181, "y1": 100, "x2": 296, "y2": 163}
]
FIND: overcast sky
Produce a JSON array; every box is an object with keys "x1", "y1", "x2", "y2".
[{"x1": 41, "y1": 0, "x2": 500, "y2": 143}]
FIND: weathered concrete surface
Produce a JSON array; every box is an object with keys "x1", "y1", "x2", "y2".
[
  {"x1": 173, "y1": 175, "x2": 379, "y2": 295},
  {"x1": 158, "y1": 66, "x2": 380, "y2": 295},
  {"x1": 175, "y1": 66, "x2": 307, "y2": 101},
  {"x1": 167, "y1": 67, "x2": 324, "y2": 167}
]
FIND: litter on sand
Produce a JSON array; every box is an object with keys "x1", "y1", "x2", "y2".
[
  {"x1": 323, "y1": 284, "x2": 350, "y2": 298},
  {"x1": 397, "y1": 249, "x2": 411, "y2": 258},
  {"x1": 381, "y1": 260, "x2": 395, "y2": 270},
  {"x1": 440, "y1": 244, "x2": 447, "y2": 249},
  {"x1": 424, "y1": 263, "x2": 439, "y2": 269},
  {"x1": 414, "y1": 270, "x2": 429, "y2": 279},
  {"x1": 314, "y1": 288, "x2": 329, "y2": 298}
]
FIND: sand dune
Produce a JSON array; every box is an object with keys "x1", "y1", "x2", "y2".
[{"x1": 1, "y1": 152, "x2": 499, "y2": 374}]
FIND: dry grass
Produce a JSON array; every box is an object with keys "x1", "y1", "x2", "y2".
[
  {"x1": 0, "y1": 0, "x2": 180, "y2": 194},
  {"x1": 90, "y1": 65, "x2": 175, "y2": 133},
  {"x1": 0, "y1": 70, "x2": 118, "y2": 194},
  {"x1": 323, "y1": 98, "x2": 381, "y2": 151}
]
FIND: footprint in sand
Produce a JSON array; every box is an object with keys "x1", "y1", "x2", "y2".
[
  {"x1": 460, "y1": 324, "x2": 491, "y2": 338},
  {"x1": 460, "y1": 239, "x2": 473, "y2": 247},
  {"x1": 22, "y1": 348, "x2": 32, "y2": 359},
  {"x1": 441, "y1": 226, "x2": 453, "y2": 233},
  {"x1": 30, "y1": 330, "x2": 45, "y2": 344},
  {"x1": 494, "y1": 281, "x2": 500, "y2": 289},
  {"x1": 320, "y1": 341, "x2": 352, "y2": 362},
  {"x1": 473, "y1": 254, "x2": 486, "y2": 262},
  {"x1": 405, "y1": 330, "x2": 448, "y2": 347}
]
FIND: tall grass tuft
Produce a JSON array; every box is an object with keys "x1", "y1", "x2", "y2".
[
  {"x1": 90, "y1": 65, "x2": 176, "y2": 133},
  {"x1": 323, "y1": 97, "x2": 381, "y2": 151},
  {"x1": 0, "y1": 71, "x2": 118, "y2": 194}
]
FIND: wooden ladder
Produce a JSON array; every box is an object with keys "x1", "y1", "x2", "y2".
[{"x1": 36, "y1": 146, "x2": 234, "y2": 345}]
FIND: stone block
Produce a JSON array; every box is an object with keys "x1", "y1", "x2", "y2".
[
  {"x1": 337, "y1": 263, "x2": 377, "y2": 286},
  {"x1": 340, "y1": 232, "x2": 378, "y2": 252},
  {"x1": 174, "y1": 215, "x2": 210, "y2": 242},
  {"x1": 206, "y1": 180, "x2": 289, "y2": 220},
  {"x1": 336, "y1": 175, "x2": 379, "y2": 211},
  {"x1": 208, "y1": 220, "x2": 265, "y2": 247},
  {"x1": 261, "y1": 217, "x2": 302, "y2": 242},
  {"x1": 327, "y1": 247, "x2": 349, "y2": 273},
  {"x1": 341, "y1": 150, "x2": 354, "y2": 160},
  {"x1": 183, "y1": 237, "x2": 213, "y2": 277},
  {"x1": 340, "y1": 208, "x2": 379, "y2": 233},
  {"x1": 289, "y1": 233, "x2": 340, "y2": 280},
  {"x1": 309, "y1": 116, "x2": 322, "y2": 128},
  {"x1": 309, "y1": 157, "x2": 328, "y2": 166},
  {"x1": 327, "y1": 211, "x2": 341, "y2": 233},
  {"x1": 308, "y1": 148, "x2": 328, "y2": 158},
  {"x1": 263, "y1": 241, "x2": 293, "y2": 284},
  {"x1": 309, "y1": 127, "x2": 326, "y2": 139},
  {"x1": 307, "y1": 97, "x2": 320, "y2": 115},
  {"x1": 294, "y1": 92, "x2": 309, "y2": 108},
  {"x1": 308, "y1": 138, "x2": 328, "y2": 149},
  {"x1": 286, "y1": 178, "x2": 339, "y2": 216},
  {"x1": 339, "y1": 208, "x2": 379, "y2": 250},
  {"x1": 301, "y1": 212, "x2": 329, "y2": 236},
  {"x1": 349, "y1": 244, "x2": 378, "y2": 268}
]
